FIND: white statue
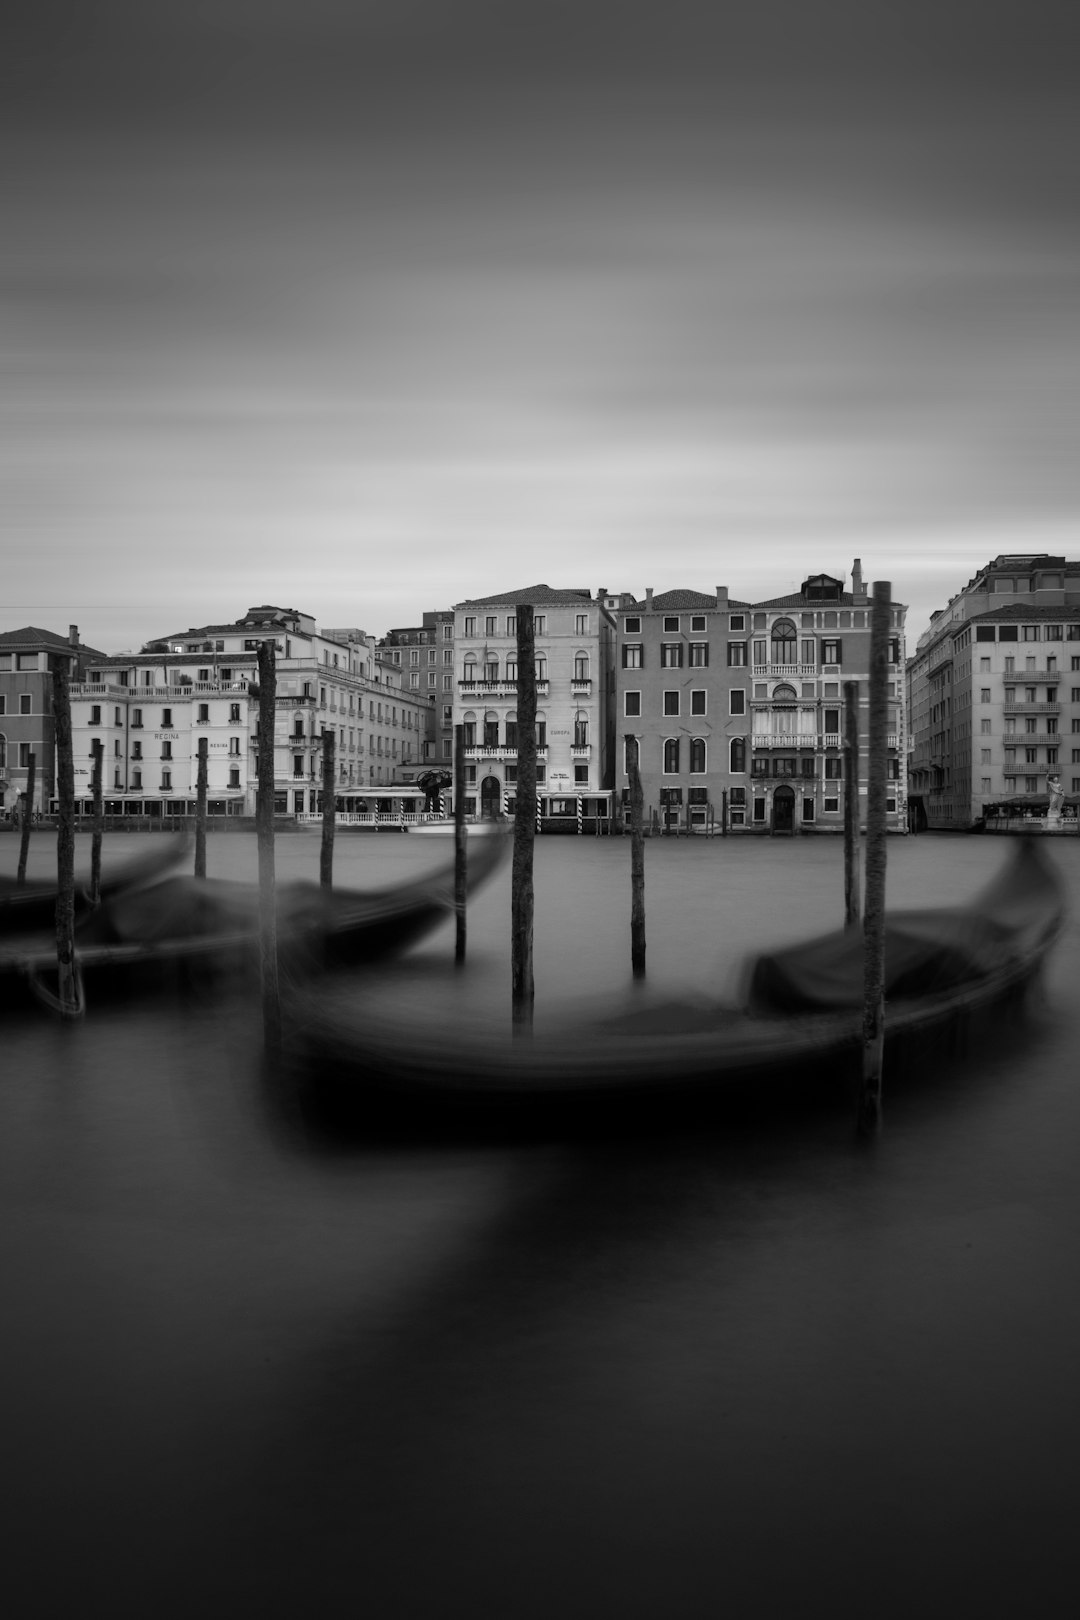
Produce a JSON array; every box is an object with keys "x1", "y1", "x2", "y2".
[{"x1": 1047, "y1": 772, "x2": 1065, "y2": 829}]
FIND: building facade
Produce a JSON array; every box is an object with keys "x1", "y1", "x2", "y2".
[
  {"x1": 615, "y1": 563, "x2": 908, "y2": 833},
  {"x1": 908, "y1": 555, "x2": 1080, "y2": 828},
  {"x1": 452, "y1": 585, "x2": 617, "y2": 817},
  {"x1": 66, "y1": 606, "x2": 428, "y2": 818},
  {"x1": 374, "y1": 609, "x2": 456, "y2": 775},
  {"x1": 0, "y1": 626, "x2": 105, "y2": 819}
]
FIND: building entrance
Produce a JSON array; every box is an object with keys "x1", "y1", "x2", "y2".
[
  {"x1": 772, "y1": 785, "x2": 795, "y2": 833},
  {"x1": 480, "y1": 775, "x2": 502, "y2": 818}
]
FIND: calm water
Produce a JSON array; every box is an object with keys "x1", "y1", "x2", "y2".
[{"x1": 2, "y1": 828, "x2": 1079, "y2": 1617}]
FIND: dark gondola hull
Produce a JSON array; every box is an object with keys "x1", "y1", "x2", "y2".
[
  {"x1": 0, "y1": 834, "x2": 190, "y2": 937},
  {"x1": 281, "y1": 838, "x2": 1065, "y2": 1141}
]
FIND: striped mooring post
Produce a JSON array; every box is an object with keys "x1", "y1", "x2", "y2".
[
  {"x1": 577, "y1": 795, "x2": 583, "y2": 834},
  {"x1": 503, "y1": 790, "x2": 511, "y2": 817},
  {"x1": 536, "y1": 794, "x2": 542, "y2": 834}
]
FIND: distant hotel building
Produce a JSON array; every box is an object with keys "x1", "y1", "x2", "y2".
[
  {"x1": 374, "y1": 610, "x2": 456, "y2": 774},
  {"x1": 0, "y1": 625, "x2": 105, "y2": 818},
  {"x1": 66, "y1": 605, "x2": 427, "y2": 819},
  {"x1": 907, "y1": 554, "x2": 1080, "y2": 829},
  {"x1": 615, "y1": 563, "x2": 908, "y2": 833}
]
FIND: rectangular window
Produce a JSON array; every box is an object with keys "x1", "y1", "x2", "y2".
[
  {"x1": 463, "y1": 617, "x2": 476, "y2": 637},
  {"x1": 131, "y1": 708, "x2": 142, "y2": 727},
  {"x1": 663, "y1": 691, "x2": 680, "y2": 716},
  {"x1": 198, "y1": 703, "x2": 210, "y2": 723},
  {"x1": 663, "y1": 616, "x2": 680, "y2": 632},
  {"x1": 131, "y1": 741, "x2": 142, "y2": 760},
  {"x1": 575, "y1": 614, "x2": 588, "y2": 634},
  {"x1": 981, "y1": 689, "x2": 991, "y2": 702},
  {"x1": 624, "y1": 692, "x2": 641, "y2": 717},
  {"x1": 981, "y1": 749, "x2": 992, "y2": 765},
  {"x1": 534, "y1": 615, "x2": 546, "y2": 636},
  {"x1": 822, "y1": 639, "x2": 842, "y2": 664},
  {"x1": 825, "y1": 757, "x2": 843, "y2": 779},
  {"x1": 691, "y1": 690, "x2": 706, "y2": 715},
  {"x1": 980, "y1": 719, "x2": 991, "y2": 733},
  {"x1": 980, "y1": 657, "x2": 991, "y2": 672},
  {"x1": 485, "y1": 616, "x2": 497, "y2": 636},
  {"x1": 689, "y1": 643, "x2": 709, "y2": 666},
  {"x1": 90, "y1": 704, "x2": 101, "y2": 725},
  {"x1": 162, "y1": 708, "x2": 172, "y2": 727},
  {"x1": 660, "y1": 643, "x2": 683, "y2": 668},
  {"x1": 1023, "y1": 625, "x2": 1039, "y2": 641},
  {"x1": 727, "y1": 642, "x2": 747, "y2": 666},
  {"x1": 691, "y1": 616, "x2": 707, "y2": 632},
  {"x1": 161, "y1": 742, "x2": 173, "y2": 760},
  {"x1": 161, "y1": 770, "x2": 172, "y2": 790},
  {"x1": 622, "y1": 644, "x2": 644, "y2": 669},
  {"x1": 624, "y1": 616, "x2": 641, "y2": 633},
  {"x1": 823, "y1": 797, "x2": 839, "y2": 814},
  {"x1": 730, "y1": 691, "x2": 746, "y2": 715},
  {"x1": 753, "y1": 798, "x2": 767, "y2": 822}
]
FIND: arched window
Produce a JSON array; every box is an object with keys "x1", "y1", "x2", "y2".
[
  {"x1": 663, "y1": 738, "x2": 680, "y2": 774},
  {"x1": 462, "y1": 709, "x2": 477, "y2": 747},
  {"x1": 771, "y1": 619, "x2": 797, "y2": 666},
  {"x1": 505, "y1": 656, "x2": 517, "y2": 682},
  {"x1": 462, "y1": 656, "x2": 477, "y2": 684},
  {"x1": 689, "y1": 738, "x2": 706, "y2": 774},
  {"x1": 730, "y1": 737, "x2": 746, "y2": 773},
  {"x1": 483, "y1": 656, "x2": 498, "y2": 682},
  {"x1": 534, "y1": 654, "x2": 547, "y2": 682},
  {"x1": 574, "y1": 652, "x2": 589, "y2": 681},
  {"x1": 535, "y1": 709, "x2": 547, "y2": 748},
  {"x1": 574, "y1": 710, "x2": 589, "y2": 747},
  {"x1": 505, "y1": 710, "x2": 518, "y2": 749},
  {"x1": 483, "y1": 710, "x2": 499, "y2": 748},
  {"x1": 772, "y1": 681, "x2": 798, "y2": 701}
]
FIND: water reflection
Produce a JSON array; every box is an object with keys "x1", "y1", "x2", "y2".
[{"x1": 2, "y1": 832, "x2": 1079, "y2": 1614}]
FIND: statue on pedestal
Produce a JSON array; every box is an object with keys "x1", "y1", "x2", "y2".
[{"x1": 1046, "y1": 772, "x2": 1065, "y2": 829}]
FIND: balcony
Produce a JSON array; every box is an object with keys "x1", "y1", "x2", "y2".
[
  {"x1": 571, "y1": 679, "x2": 592, "y2": 695},
  {"x1": 751, "y1": 663, "x2": 818, "y2": 678},
  {"x1": 570, "y1": 744, "x2": 592, "y2": 758},
  {"x1": 752, "y1": 735, "x2": 818, "y2": 749},
  {"x1": 457, "y1": 678, "x2": 550, "y2": 697},
  {"x1": 1002, "y1": 762, "x2": 1051, "y2": 777},
  {"x1": 466, "y1": 745, "x2": 549, "y2": 761},
  {"x1": 1003, "y1": 701, "x2": 1060, "y2": 714}
]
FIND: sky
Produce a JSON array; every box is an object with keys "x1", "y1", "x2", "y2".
[{"x1": 4, "y1": 1, "x2": 1080, "y2": 652}]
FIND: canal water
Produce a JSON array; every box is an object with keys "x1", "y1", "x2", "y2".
[{"x1": 2, "y1": 828, "x2": 1079, "y2": 1617}]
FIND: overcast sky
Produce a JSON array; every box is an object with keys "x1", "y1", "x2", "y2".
[{"x1": 4, "y1": 1, "x2": 1079, "y2": 651}]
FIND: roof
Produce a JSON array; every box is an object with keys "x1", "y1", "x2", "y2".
[
  {"x1": 454, "y1": 584, "x2": 594, "y2": 608},
  {"x1": 627, "y1": 589, "x2": 724, "y2": 611},
  {"x1": 0, "y1": 626, "x2": 108, "y2": 658},
  {"x1": 967, "y1": 603, "x2": 1080, "y2": 624}
]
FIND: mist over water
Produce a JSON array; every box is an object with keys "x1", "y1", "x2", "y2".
[{"x1": 3, "y1": 829, "x2": 1079, "y2": 1616}]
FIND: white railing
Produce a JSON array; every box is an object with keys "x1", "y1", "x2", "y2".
[
  {"x1": 751, "y1": 663, "x2": 818, "y2": 678},
  {"x1": 571, "y1": 744, "x2": 591, "y2": 758},
  {"x1": 296, "y1": 811, "x2": 448, "y2": 827},
  {"x1": 751, "y1": 735, "x2": 818, "y2": 749}
]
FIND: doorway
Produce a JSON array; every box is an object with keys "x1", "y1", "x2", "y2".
[
  {"x1": 772, "y1": 785, "x2": 795, "y2": 834},
  {"x1": 480, "y1": 775, "x2": 502, "y2": 818}
]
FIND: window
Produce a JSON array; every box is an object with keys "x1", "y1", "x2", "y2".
[
  {"x1": 161, "y1": 741, "x2": 173, "y2": 760},
  {"x1": 728, "y1": 642, "x2": 747, "y2": 666},
  {"x1": 410, "y1": 672, "x2": 420, "y2": 688},
  {"x1": 980, "y1": 657, "x2": 991, "y2": 672},
  {"x1": 730, "y1": 691, "x2": 746, "y2": 715},
  {"x1": 980, "y1": 719, "x2": 992, "y2": 734},
  {"x1": 663, "y1": 691, "x2": 680, "y2": 716},
  {"x1": 19, "y1": 743, "x2": 31, "y2": 768},
  {"x1": 823, "y1": 797, "x2": 840, "y2": 814},
  {"x1": 753, "y1": 798, "x2": 767, "y2": 822},
  {"x1": 574, "y1": 654, "x2": 589, "y2": 681},
  {"x1": 1023, "y1": 625, "x2": 1040, "y2": 641},
  {"x1": 90, "y1": 705, "x2": 101, "y2": 725},
  {"x1": 443, "y1": 623, "x2": 453, "y2": 641},
  {"x1": 229, "y1": 737, "x2": 241, "y2": 756},
  {"x1": 822, "y1": 639, "x2": 842, "y2": 664},
  {"x1": 771, "y1": 620, "x2": 797, "y2": 665},
  {"x1": 131, "y1": 770, "x2": 142, "y2": 789},
  {"x1": 483, "y1": 660, "x2": 498, "y2": 682},
  {"x1": 0, "y1": 696, "x2": 4, "y2": 715},
  {"x1": 689, "y1": 738, "x2": 706, "y2": 773},
  {"x1": 664, "y1": 616, "x2": 680, "y2": 632},
  {"x1": 161, "y1": 770, "x2": 172, "y2": 790},
  {"x1": 535, "y1": 721, "x2": 546, "y2": 747},
  {"x1": 534, "y1": 616, "x2": 546, "y2": 636},
  {"x1": 198, "y1": 703, "x2": 210, "y2": 723},
  {"x1": 981, "y1": 749, "x2": 992, "y2": 765},
  {"x1": 162, "y1": 708, "x2": 172, "y2": 727},
  {"x1": 624, "y1": 616, "x2": 641, "y2": 633},
  {"x1": 660, "y1": 643, "x2": 683, "y2": 668},
  {"x1": 575, "y1": 614, "x2": 589, "y2": 634},
  {"x1": 730, "y1": 738, "x2": 746, "y2": 773},
  {"x1": 464, "y1": 617, "x2": 476, "y2": 636},
  {"x1": 663, "y1": 739, "x2": 680, "y2": 773},
  {"x1": 691, "y1": 690, "x2": 706, "y2": 715},
  {"x1": 690, "y1": 616, "x2": 707, "y2": 633},
  {"x1": 534, "y1": 656, "x2": 547, "y2": 682},
  {"x1": 689, "y1": 643, "x2": 709, "y2": 666},
  {"x1": 131, "y1": 741, "x2": 142, "y2": 760},
  {"x1": 981, "y1": 688, "x2": 991, "y2": 702},
  {"x1": 753, "y1": 639, "x2": 767, "y2": 666},
  {"x1": 574, "y1": 764, "x2": 589, "y2": 785},
  {"x1": 622, "y1": 644, "x2": 644, "y2": 669},
  {"x1": 229, "y1": 703, "x2": 241, "y2": 722},
  {"x1": 229, "y1": 768, "x2": 241, "y2": 788},
  {"x1": 825, "y1": 757, "x2": 843, "y2": 779},
  {"x1": 890, "y1": 638, "x2": 902, "y2": 664},
  {"x1": 624, "y1": 692, "x2": 641, "y2": 717},
  {"x1": 485, "y1": 616, "x2": 497, "y2": 636},
  {"x1": 1047, "y1": 687, "x2": 1057, "y2": 703},
  {"x1": 730, "y1": 615, "x2": 745, "y2": 631}
]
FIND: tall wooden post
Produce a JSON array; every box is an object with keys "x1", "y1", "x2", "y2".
[
  {"x1": 320, "y1": 726, "x2": 335, "y2": 888},
  {"x1": 52, "y1": 667, "x2": 80, "y2": 1016},
  {"x1": 627, "y1": 734, "x2": 646, "y2": 977},
  {"x1": 90, "y1": 739, "x2": 104, "y2": 903},
  {"x1": 16, "y1": 752, "x2": 36, "y2": 884},
  {"x1": 843, "y1": 680, "x2": 861, "y2": 929},
  {"x1": 194, "y1": 736, "x2": 208, "y2": 879},
  {"x1": 454, "y1": 724, "x2": 467, "y2": 963},
  {"x1": 256, "y1": 640, "x2": 281, "y2": 1054},
  {"x1": 511, "y1": 606, "x2": 537, "y2": 1031},
  {"x1": 721, "y1": 787, "x2": 729, "y2": 838},
  {"x1": 858, "y1": 582, "x2": 891, "y2": 1137}
]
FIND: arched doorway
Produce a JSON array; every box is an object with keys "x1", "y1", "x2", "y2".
[
  {"x1": 480, "y1": 775, "x2": 502, "y2": 818},
  {"x1": 772, "y1": 784, "x2": 795, "y2": 834}
]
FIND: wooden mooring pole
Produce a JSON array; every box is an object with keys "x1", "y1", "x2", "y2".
[
  {"x1": 256, "y1": 640, "x2": 281, "y2": 1054},
  {"x1": 16, "y1": 753, "x2": 36, "y2": 884},
  {"x1": 52, "y1": 666, "x2": 80, "y2": 1017},
  {"x1": 90, "y1": 739, "x2": 104, "y2": 904},
  {"x1": 320, "y1": 727, "x2": 335, "y2": 888},
  {"x1": 627, "y1": 734, "x2": 646, "y2": 977},
  {"x1": 858, "y1": 582, "x2": 891, "y2": 1137},
  {"x1": 454, "y1": 724, "x2": 467, "y2": 963},
  {"x1": 843, "y1": 680, "x2": 861, "y2": 929},
  {"x1": 194, "y1": 736, "x2": 208, "y2": 879},
  {"x1": 511, "y1": 606, "x2": 537, "y2": 1031}
]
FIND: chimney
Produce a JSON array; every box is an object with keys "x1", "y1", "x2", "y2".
[
  {"x1": 69, "y1": 624, "x2": 79, "y2": 646},
  {"x1": 596, "y1": 587, "x2": 607, "y2": 601},
  {"x1": 715, "y1": 586, "x2": 728, "y2": 607},
  {"x1": 851, "y1": 559, "x2": 866, "y2": 603},
  {"x1": 645, "y1": 587, "x2": 654, "y2": 610}
]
